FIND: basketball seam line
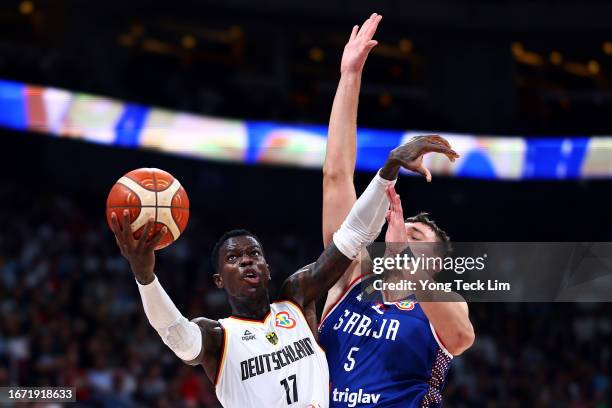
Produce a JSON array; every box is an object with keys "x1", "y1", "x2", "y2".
[
  {"x1": 125, "y1": 171, "x2": 174, "y2": 193},
  {"x1": 152, "y1": 170, "x2": 158, "y2": 227},
  {"x1": 108, "y1": 205, "x2": 189, "y2": 209}
]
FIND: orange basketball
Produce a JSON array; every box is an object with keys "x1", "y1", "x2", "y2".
[{"x1": 106, "y1": 168, "x2": 189, "y2": 250}]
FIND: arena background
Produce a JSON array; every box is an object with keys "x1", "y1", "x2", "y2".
[{"x1": 1, "y1": 1, "x2": 611, "y2": 407}]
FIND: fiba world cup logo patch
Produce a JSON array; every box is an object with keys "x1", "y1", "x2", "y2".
[
  {"x1": 395, "y1": 300, "x2": 416, "y2": 311},
  {"x1": 275, "y1": 311, "x2": 296, "y2": 329}
]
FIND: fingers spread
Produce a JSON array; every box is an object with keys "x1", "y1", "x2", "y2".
[
  {"x1": 110, "y1": 212, "x2": 121, "y2": 235},
  {"x1": 137, "y1": 218, "x2": 155, "y2": 251},
  {"x1": 147, "y1": 226, "x2": 168, "y2": 251},
  {"x1": 357, "y1": 19, "x2": 370, "y2": 38},
  {"x1": 349, "y1": 25, "x2": 359, "y2": 41},
  {"x1": 422, "y1": 135, "x2": 459, "y2": 161},
  {"x1": 394, "y1": 192, "x2": 402, "y2": 213},
  {"x1": 365, "y1": 14, "x2": 382, "y2": 39},
  {"x1": 424, "y1": 143, "x2": 459, "y2": 161},
  {"x1": 428, "y1": 135, "x2": 451, "y2": 148},
  {"x1": 412, "y1": 162, "x2": 428, "y2": 179},
  {"x1": 121, "y1": 210, "x2": 131, "y2": 242},
  {"x1": 358, "y1": 13, "x2": 377, "y2": 38},
  {"x1": 418, "y1": 164, "x2": 432, "y2": 182},
  {"x1": 394, "y1": 195, "x2": 405, "y2": 220},
  {"x1": 386, "y1": 188, "x2": 393, "y2": 215}
]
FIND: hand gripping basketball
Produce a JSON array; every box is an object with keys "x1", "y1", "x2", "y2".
[
  {"x1": 106, "y1": 168, "x2": 189, "y2": 250},
  {"x1": 109, "y1": 210, "x2": 165, "y2": 284},
  {"x1": 106, "y1": 168, "x2": 190, "y2": 284}
]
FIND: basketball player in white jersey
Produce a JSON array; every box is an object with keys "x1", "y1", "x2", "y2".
[{"x1": 109, "y1": 143, "x2": 424, "y2": 407}]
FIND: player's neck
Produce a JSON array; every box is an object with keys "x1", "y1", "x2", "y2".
[{"x1": 229, "y1": 293, "x2": 271, "y2": 321}]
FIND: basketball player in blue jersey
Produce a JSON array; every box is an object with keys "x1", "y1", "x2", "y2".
[{"x1": 317, "y1": 13, "x2": 475, "y2": 407}]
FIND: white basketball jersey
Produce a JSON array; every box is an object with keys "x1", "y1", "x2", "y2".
[{"x1": 215, "y1": 301, "x2": 329, "y2": 408}]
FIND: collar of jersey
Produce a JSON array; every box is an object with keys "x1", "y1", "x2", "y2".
[{"x1": 228, "y1": 309, "x2": 273, "y2": 325}]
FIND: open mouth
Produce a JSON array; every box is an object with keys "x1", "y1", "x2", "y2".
[{"x1": 242, "y1": 269, "x2": 261, "y2": 285}]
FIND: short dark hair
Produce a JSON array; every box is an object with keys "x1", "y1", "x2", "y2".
[
  {"x1": 210, "y1": 229, "x2": 263, "y2": 273},
  {"x1": 405, "y1": 212, "x2": 452, "y2": 254}
]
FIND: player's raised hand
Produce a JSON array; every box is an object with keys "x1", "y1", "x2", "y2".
[
  {"x1": 340, "y1": 13, "x2": 382, "y2": 74},
  {"x1": 385, "y1": 184, "x2": 409, "y2": 246},
  {"x1": 110, "y1": 210, "x2": 167, "y2": 284},
  {"x1": 385, "y1": 135, "x2": 459, "y2": 182}
]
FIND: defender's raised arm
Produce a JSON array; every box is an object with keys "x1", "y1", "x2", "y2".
[{"x1": 323, "y1": 12, "x2": 382, "y2": 248}]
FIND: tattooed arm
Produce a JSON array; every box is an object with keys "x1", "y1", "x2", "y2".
[
  {"x1": 280, "y1": 243, "x2": 354, "y2": 308},
  {"x1": 282, "y1": 167, "x2": 396, "y2": 307}
]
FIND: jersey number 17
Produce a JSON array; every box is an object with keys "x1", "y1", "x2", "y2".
[{"x1": 280, "y1": 374, "x2": 298, "y2": 404}]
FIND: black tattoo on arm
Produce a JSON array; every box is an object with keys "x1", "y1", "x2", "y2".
[{"x1": 280, "y1": 243, "x2": 354, "y2": 308}]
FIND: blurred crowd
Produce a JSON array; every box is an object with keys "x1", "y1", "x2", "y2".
[{"x1": 0, "y1": 193, "x2": 610, "y2": 407}]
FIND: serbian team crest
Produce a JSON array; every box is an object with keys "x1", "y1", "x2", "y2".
[
  {"x1": 275, "y1": 311, "x2": 296, "y2": 328},
  {"x1": 395, "y1": 300, "x2": 416, "y2": 311}
]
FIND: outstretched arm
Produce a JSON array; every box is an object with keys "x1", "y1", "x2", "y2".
[
  {"x1": 318, "y1": 14, "x2": 382, "y2": 318},
  {"x1": 323, "y1": 12, "x2": 382, "y2": 248},
  {"x1": 110, "y1": 211, "x2": 223, "y2": 381}
]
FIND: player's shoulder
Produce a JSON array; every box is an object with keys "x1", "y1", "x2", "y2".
[
  {"x1": 338, "y1": 273, "x2": 374, "y2": 302},
  {"x1": 270, "y1": 299, "x2": 311, "y2": 326},
  {"x1": 272, "y1": 298, "x2": 305, "y2": 315},
  {"x1": 277, "y1": 262, "x2": 316, "y2": 306},
  {"x1": 281, "y1": 262, "x2": 315, "y2": 287},
  {"x1": 320, "y1": 274, "x2": 372, "y2": 324}
]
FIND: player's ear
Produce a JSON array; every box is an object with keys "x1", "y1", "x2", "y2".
[
  {"x1": 213, "y1": 273, "x2": 223, "y2": 288},
  {"x1": 266, "y1": 264, "x2": 271, "y2": 280}
]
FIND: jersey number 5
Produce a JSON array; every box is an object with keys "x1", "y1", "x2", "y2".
[
  {"x1": 280, "y1": 374, "x2": 298, "y2": 404},
  {"x1": 344, "y1": 347, "x2": 359, "y2": 372}
]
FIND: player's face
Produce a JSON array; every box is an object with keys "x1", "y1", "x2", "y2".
[
  {"x1": 404, "y1": 222, "x2": 438, "y2": 243},
  {"x1": 215, "y1": 236, "x2": 271, "y2": 298},
  {"x1": 404, "y1": 222, "x2": 441, "y2": 273}
]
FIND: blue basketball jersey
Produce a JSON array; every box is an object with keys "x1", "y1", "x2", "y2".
[{"x1": 319, "y1": 275, "x2": 453, "y2": 407}]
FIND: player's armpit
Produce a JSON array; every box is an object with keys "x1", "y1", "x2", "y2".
[{"x1": 183, "y1": 318, "x2": 224, "y2": 382}]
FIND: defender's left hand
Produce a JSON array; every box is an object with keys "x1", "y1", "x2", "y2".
[
  {"x1": 340, "y1": 13, "x2": 382, "y2": 74},
  {"x1": 384, "y1": 185, "x2": 409, "y2": 256}
]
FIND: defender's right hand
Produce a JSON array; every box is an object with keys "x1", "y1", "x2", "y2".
[{"x1": 110, "y1": 210, "x2": 167, "y2": 284}]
